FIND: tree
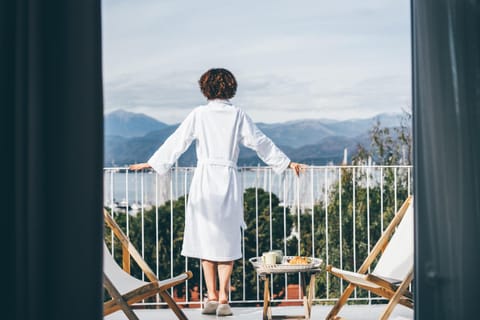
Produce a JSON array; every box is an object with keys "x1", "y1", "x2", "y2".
[{"x1": 353, "y1": 110, "x2": 412, "y2": 166}]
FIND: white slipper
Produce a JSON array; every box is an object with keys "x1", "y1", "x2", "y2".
[
  {"x1": 201, "y1": 300, "x2": 219, "y2": 314},
  {"x1": 216, "y1": 303, "x2": 233, "y2": 317}
]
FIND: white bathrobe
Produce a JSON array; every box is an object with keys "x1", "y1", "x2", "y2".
[{"x1": 148, "y1": 99, "x2": 290, "y2": 261}]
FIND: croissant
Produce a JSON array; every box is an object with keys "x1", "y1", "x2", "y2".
[{"x1": 288, "y1": 256, "x2": 310, "y2": 265}]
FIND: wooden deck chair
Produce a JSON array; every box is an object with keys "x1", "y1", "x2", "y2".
[
  {"x1": 103, "y1": 209, "x2": 193, "y2": 320},
  {"x1": 325, "y1": 196, "x2": 414, "y2": 320}
]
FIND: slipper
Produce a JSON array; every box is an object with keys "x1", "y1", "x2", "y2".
[
  {"x1": 201, "y1": 300, "x2": 219, "y2": 315},
  {"x1": 216, "y1": 303, "x2": 233, "y2": 317}
]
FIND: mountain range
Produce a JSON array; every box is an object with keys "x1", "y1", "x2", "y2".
[{"x1": 104, "y1": 109, "x2": 406, "y2": 167}]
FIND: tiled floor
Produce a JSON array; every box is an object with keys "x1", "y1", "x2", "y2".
[{"x1": 105, "y1": 304, "x2": 413, "y2": 320}]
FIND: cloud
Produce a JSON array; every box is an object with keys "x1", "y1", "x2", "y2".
[{"x1": 102, "y1": 0, "x2": 411, "y2": 123}]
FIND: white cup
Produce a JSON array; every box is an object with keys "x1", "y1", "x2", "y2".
[{"x1": 262, "y1": 252, "x2": 277, "y2": 265}]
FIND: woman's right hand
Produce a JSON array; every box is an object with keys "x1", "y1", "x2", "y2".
[
  {"x1": 129, "y1": 163, "x2": 151, "y2": 171},
  {"x1": 289, "y1": 162, "x2": 307, "y2": 176}
]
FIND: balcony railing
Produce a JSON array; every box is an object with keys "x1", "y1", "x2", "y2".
[{"x1": 103, "y1": 165, "x2": 412, "y2": 308}]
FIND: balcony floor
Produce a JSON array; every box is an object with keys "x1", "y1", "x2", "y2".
[{"x1": 105, "y1": 304, "x2": 413, "y2": 320}]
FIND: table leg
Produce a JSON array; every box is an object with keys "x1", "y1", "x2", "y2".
[
  {"x1": 306, "y1": 273, "x2": 316, "y2": 319},
  {"x1": 299, "y1": 273, "x2": 308, "y2": 320},
  {"x1": 263, "y1": 275, "x2": 271, "y2": 320}
]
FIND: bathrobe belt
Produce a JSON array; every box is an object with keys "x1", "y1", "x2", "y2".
[
  {"x1": 196, "y1": 158, "x2": 247, "y2": 230},
  {"x1": 197, "y1": 159, "x2": 237, "y2": 169}
]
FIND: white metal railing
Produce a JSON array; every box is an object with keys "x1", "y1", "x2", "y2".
[{"x1": 104, "y1": 165, "x2": 413, "y2": 307}]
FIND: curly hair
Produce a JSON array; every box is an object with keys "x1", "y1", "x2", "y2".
[{"x1": 198, "y1": 68, "x2": 237, "y2": 100}]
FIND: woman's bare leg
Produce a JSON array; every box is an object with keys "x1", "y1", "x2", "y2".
[
  {"x1": 217, "y1": 261, "x2": 234, "y2": 304},
  {"x1": 201, "y1": 259, "x2": 218, "y2": 301}
]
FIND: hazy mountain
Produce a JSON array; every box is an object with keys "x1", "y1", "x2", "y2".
[
  {"x1": 256, "y1": 113, "x2": 402, "y2": 147},
  {"x1": 104, "y1": 110, "x2": 407, "y2": 166},
  {"x1": 104, "y1": 109, "x2": 168, "y2": 138}
]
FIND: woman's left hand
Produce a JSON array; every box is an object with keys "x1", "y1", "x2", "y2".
[{"x1": 129, "y1": 163, "x2": 151, "y2": 171}]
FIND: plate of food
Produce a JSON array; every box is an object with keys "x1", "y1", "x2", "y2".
[
  {"x1": 282, "y1": 256, "x2": 323, "y2": 268},
  {"x1": 249, "y1": 255, "x2": 323, "y2": 273}
]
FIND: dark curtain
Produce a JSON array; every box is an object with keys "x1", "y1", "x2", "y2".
[
  {"x1": 1, "y1": 1, "x2": 104, "y2": 320},
  {"x1": 412, "y1": 0, "x2": 480, "y2": 319}
]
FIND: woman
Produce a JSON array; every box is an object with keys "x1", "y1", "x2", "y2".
[{"x1": 130, "y1": 68, "x2": 305, "y2": 316}]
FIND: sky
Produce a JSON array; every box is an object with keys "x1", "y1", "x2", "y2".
[{"x1": 102, "y1": 0, "x2": 411, "y2": 124}]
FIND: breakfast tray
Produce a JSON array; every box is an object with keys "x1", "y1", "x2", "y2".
[{"x1": 249, "y1": 256, "x2": 323, "y2": 274}]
